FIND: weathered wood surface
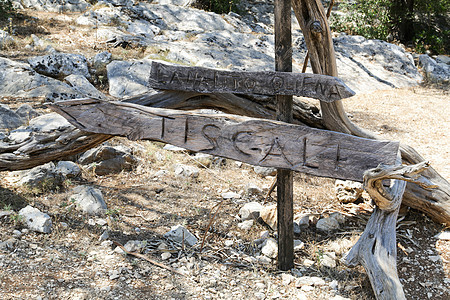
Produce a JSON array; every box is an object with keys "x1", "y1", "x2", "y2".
[
  {"x1": 48, "y1": 99, "x2": 399, "y2": 182},
  {"x1": 149, "y1": 62, "x2": 355, "y2": 102},
  {"x1": 344, "y1": 160, "x2": 432, "y2": 300},
  {"x1": 274, "y1": 0, "x2": 294, "y2": 271}
]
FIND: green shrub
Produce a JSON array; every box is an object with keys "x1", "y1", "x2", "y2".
[
  {"x1": 194, "y1": 0, "x2": 241, "y2": 15},
  {"x1": 0, "y1": 0, "x2": 14, "y2": 21},
  {"x1": 331, "y1": 0, "x2": 450, "y2": 54}
]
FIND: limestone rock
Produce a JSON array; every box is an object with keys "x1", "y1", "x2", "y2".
[
  {"x1": 237, "y1": 220, "x2": 254, "y2": 230},
  {"x1": 164, "y1": 224, "x2": 198, "y2": 246},
  {"x1": 173, "y1": 164, "x2": 200, "y2": 178},
  {"x1": 13, "y1": 0, "x2": 91, "y2": 12},
  {"x1": 70, "y1": 185, "x2": 107, "y2": 215},
  {"x1": 14, "y1": 162, "x2": 64, "y2": 189},
  {"x1": 15, "y1": 104, "x2": 39, "y2": 121},
  {"x1": 239, "y1": 202, "x2": 263, "y2": 220},
  {"x1": 65, "y1": 74, "x2": 107, "y2": 99},
  {"x1": 193, "y1": 153, "x2": 213, "y2": 167},
  {"x1": 92, "y1": 51, "x2": 112, "y2": 74},
  {"x1": 0, "y1": 57, "x2": 81, "y2": 102},
  {"x1": 124, "y1": 240, "x2": 146, "y2": 253},
  {"x1": 335, "y1": 180, "x2": 364, "y2": 203},
  {"x1": 294, "y1": 239, "x2": 304, "y2": 251},
  {"x1": 419, "y1": 54, "x2": 450, "y2": 83},
  {"x1": 294, "y1": 213, "x2": 311, "y2": 229},
  {"x1": 261, "y1": 237, "x2": 278, "y2": 258},
  {"x1": 316, "y1": 217, "x2": 340, "y2": 232},
  {"x1": 107, "y1": 59, "x2": 156, "y2": 98},
  {"x1": 19, "y1": 205, "x2": 52, "y2": 233},
  {"x1": 78, "y1": 145, "x2": 138, "y2": 175},
  {"x1": 56, "y1": 161, "x2": 81, "y2": 178},
  {"x1": 0, "y1": 105, "x2": 24, "y2": 131},
  {"x1": 260, "y1": 204, "x2": 277, "y2": 230},
  {"x1": 320, "y1": 252, "x2": 337, "y2": 268},
  {"x1": 0, "y1": 30, "x2": 16, "y2": 49},
  {"x1": 28, "y1": 53, "x2": 90, "y2": 79}
]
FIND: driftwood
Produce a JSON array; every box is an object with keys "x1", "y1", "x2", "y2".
[
  {"x1": 48, "y1": 99, "x2": 399, "y2": 182},
  {"x1": 344, "y1": 160, "x2": 432, "y2": 299},
  {"x1": 150, "y1": 61, "x2": 355, "y2": 101}
]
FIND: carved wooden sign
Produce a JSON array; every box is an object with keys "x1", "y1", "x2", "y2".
[
  {"x1": 149, "y1": 62, "x2": 355, "y2": 102},
  {"x1": 50, "y1": 99, "x2": 399, "y2": 182}
]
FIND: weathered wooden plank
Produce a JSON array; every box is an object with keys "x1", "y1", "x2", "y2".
[
  {"x1": 49, "y1": 99, "x2": 399, "y2": 182},
  {"x1": 149, "y1": 62, "x2": 355, "y2": 102}
]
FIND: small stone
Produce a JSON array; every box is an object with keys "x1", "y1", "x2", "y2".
[
  {"x1": 100, "y1": 286, "x2": 111, "y2": 292},
  {"x1": 303, "y1": 259, "x2": 315, "y2": 267},
  {"x1": 109, "y1": 270, "x2": 120, "y2": 280},
  {"x1": 19, "y1": 205, "x2": 52, "y2": 233},
  {"x1": 224, "y1": 240, "x2": 234, "y2": 247},
  {"x1": 163, "y1": 144, "x2": 186, "y2": 152},
  {"x1": 239, "y1": 202, "x2": 263, "y2": 220},
  {"x1": 60, "y1": 222, "x2": 68, "y2": 228},
  {"x1": 173, "y1": 164, "x2": 199, "y2": 178},
  {"x1": 330, "y1": 212, "x2": 346, "y2": 225},
  {"x1": 237, "y1": 220, "x2": 254, "y2": 230},
  {"x1": 254, "y1": 292, "x2": 265, "y2": 299},
  {"x1": 301, "y1": 285, "x2": 314, "y2": 292},
  {"x1": 161, "y1": 252, "x2": 172, "y2": 260},
  {"x1": 281, "y1": 273, "x2": 294, "y2": 285},
  {"x1": 293, "y1": 222, "x2": 301, "y2": 235},
  {"x1": 428, "y1": 255, "x2": 442, "y2": 262},
  {"x1": 260, "y1": 231, "x2": 269, "y2": 239},
  {"x1": 99, "y1": 230, "x2": 109, "y2": 241},
  {"x1": 294, "y1": 240, "x2": 304, "y2": 251},
  {"x1": 261, "y1": 238, "x2": 278, "y2": 258},
  {"x1": 56, "y1": 161, "x2": 81, "y2": 178},
  {"x1": 316, "y1": 217, "x2": 340, "y2": 232},
  {"x1": 69, "y1": 185, "x2": 107, "y2": 215},
  {"x1": 335, "y1": 180, "x2": 363, "y2": 203},
  {"x1": 329, "y1": 280, "x2": 339, "y2": 290},
  {"x1": 193, "y1": 153, "x2": 213, "y2": 167},
  {"x1": 164, "y1": 225, "x2": 198, "y2": 247},
  {"x1": 157, "y1": 242, "x2": 168, "y2": 250},
  {"x1": 101, "y1": 240, "x2": 113, "y2": 248},
  {"x1": 96, "y1": 218, "x2": 108, "y2": 226},
  {"x1": 320, "y1": 252, "x2": 337, "y2": 268},
  {"x1": 124, "y1": 240, "x2": 146, "y2": 253},
  {"x1": 260, "y1": 204, "x2": 277, "y2": 230},
  {"x1": 256, "y1": 255, "x2": 272, "y2": 264},
  {"x1": 221, "y1": 191, "x2": 241, "y2": 199},
  {"x1": 434, "y1": 231, "x2": 450, "y2": 240}
]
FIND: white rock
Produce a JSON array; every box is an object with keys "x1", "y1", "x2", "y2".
[
  {"x1": 321, "y1": 252, "x2": 337, "y2": 268},
  {"x1": 253, "y1": 166, "x2": 277, "y2": 177},
  {"x1": 221, "y1": 191, "x2": 241, "y2": 199},
  {"x1": 124, "y1": 240, "x2": 146, "y2": 253},
  {"x1": 65, "y1": 74, "x2": 107, "y2": 99},
  {"x1": 239, "y1": 202, "x2": 263, "y2": 220},
  {"x1": 434, "y1": 231, "x2": 450, "y2": 240},
  {"x1": 256, "y1": 255, "x2": 272, "y2": 264},
  {"x1": 163, "y1": 144, "x2": 187, "y2": 152},
  {"x1": 316, "y1": 217, "x2": 340, "y2": 232},
  {"x1": 19, "y1": 205, "x2": 52, "y2": 233},
  {"x1": 419, "y1": 54, "x2": 450, "y2": 83},
  {"x1": 281, "y1": 273, "x2": 294, "y2": 285},
  {"x1": 303, "y1": 259, "x2": 315, "y2": 267},
  {"x1": 164, "y1": 224, "x2": 198, "y2": 246},
  {"x1": 28, "y1": 53, "x2": 90, "y2": 79},
  {"x1": 173, "y1": 164, "x2": 199, "y2": 178},
  {"x1": 335, "y1": 180, "x2": 364, "y2": 203},
  {"x1": 294, "y1": 240, "x2": 304, "y2": 251},
  {"x1": 294, "y1": 213, "x2": 310, "y2": 228},
  {"x1": 14, "y1": 0, "x2": 91, "y2": 12},
  {"x1": 56, "y1": 161, "x2": 81, "y2": 178},
  {"x1": 92, "y1": 51, "x2": 112, "y2": 73},
  {"x1": 260, "y1": 204, "x2": 277, "y2": 230},
  {"x1": 261, "y1": 237, "x2": 278, "y2": 258},
  {"x1": 161, "y1": 252, "x2": 171, "y2": 260},
  {"x1": 237, "y1": 220, "x2": 254, "y2": 230},
  {"x1": 0, "y1": 30, "x2": 16, "y2": 49},
  {"x1": 70, "y1": 185, "x2": 107, "y2": 215}
]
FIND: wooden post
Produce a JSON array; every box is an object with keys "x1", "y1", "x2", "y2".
[{"x1": 275, "y1": 0, "x2": 294, "y2": 270}]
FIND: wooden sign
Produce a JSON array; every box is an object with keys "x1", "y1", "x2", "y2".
[
  {"x1": 49, "y1": 99, "x2": 399, "y2": 182},
  {"x1": 149, "y1": 62, "x2": 355, "y2": 102}
]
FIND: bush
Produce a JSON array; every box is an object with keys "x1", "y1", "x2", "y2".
[
  {"x1": 194, "y1": 0, "x2": 241, "y2": 15},
  {"x1": 331, "y1": 0, "x2": 450, "y2": 54},
  {"x1": 0, "y1": 0, "x2": 14, "y2": 21}
]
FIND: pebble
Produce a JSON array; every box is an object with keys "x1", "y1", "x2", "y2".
[
  {"x1": 161, "y1": 252, "x2": 172, "y2": 260},
  {"x1": 237, "y1": 220, "x2": 254, "y2": 230},
  {"x1": 261, "y1": 238, "x2": 278, "y2": 258}
]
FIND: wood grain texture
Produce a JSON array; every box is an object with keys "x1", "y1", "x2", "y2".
[
  {"x1": 149, "y1": 62, "x2": 355, "y2": 102},
  {"x1": 48, "y1": 99, "x2": 399, "y2": 182}
]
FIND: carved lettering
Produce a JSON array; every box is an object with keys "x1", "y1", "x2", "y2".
[
  {"x1": 259, "y1": 137, "x2": 293, "y2": 166},
  {"x1": 271, "y1": 76, "x2": 284, "y2": 91},
  {"x1": 232, "y1": 131, "x2": 253, "y2": 155},
  {"x1": 169, "y1": 72, "x2": 182, "y2": 85},
  {"x1": 202, "y1": 124, "x2": 221, "y2": 151}
]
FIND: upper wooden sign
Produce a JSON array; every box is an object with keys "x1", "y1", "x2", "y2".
[
  {"x1": 149, "y1": 62, "x2": 355, "y2": 102},
  {"x1": 49, "y1": 99, "x2": 399, "y2": 182}
]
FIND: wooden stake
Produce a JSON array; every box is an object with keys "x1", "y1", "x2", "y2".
[{"x1": 274, "y1": 0, "x2": 294, "y2": 270}]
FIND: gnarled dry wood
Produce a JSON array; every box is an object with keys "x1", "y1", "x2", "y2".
[
  {"x1": 291, "y1": 0, "x2": 450, "y2": 225},
  {"x1": 344, "y1": 160, "x2": 432, "y2": 299}
]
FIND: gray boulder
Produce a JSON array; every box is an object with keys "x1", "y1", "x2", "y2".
[
  {"x1": 78, "y1": 145, "x2": 138, "y2": 175},
  {"x1": 0, "y1": 105, "x2": 24, "y2": 131},
  {"x1": 419, "y1": 54, "x2": 450, "y2": 84},
  {"x1": 19, "y1": 205, "x2": 52, "y2": 233},
  {"x1": 28, "y1": 53, "x2": 90, "y2": 79},
  {"x1": 65, "y1": 74, "x2": 107, "y2": 99},
  {"x1": 70, "y1": 185, "x2": 107, "y2": 215},
  {"x1": 14, "y1": 162, "x2": 64, "y2": 189},
  {"x1": 316, "y1": 216, "x2": 340, "y2": 232},
  {"x1": 107, "y1": 59, "x2": 157, "y2": 98},
  {"x1": 0, "y1": 57, "x2": 82, "y2": 102},
  {"x1": 332, "y1": 35, "x2": 423, "y2": 93},
  {"x1": 13, "y1": 0, "x2": 91, "y2": 12}
]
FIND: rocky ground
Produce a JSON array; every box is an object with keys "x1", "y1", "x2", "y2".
[{"x1": 0, "y1": 0, "x2": 449, "y2": 299}]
